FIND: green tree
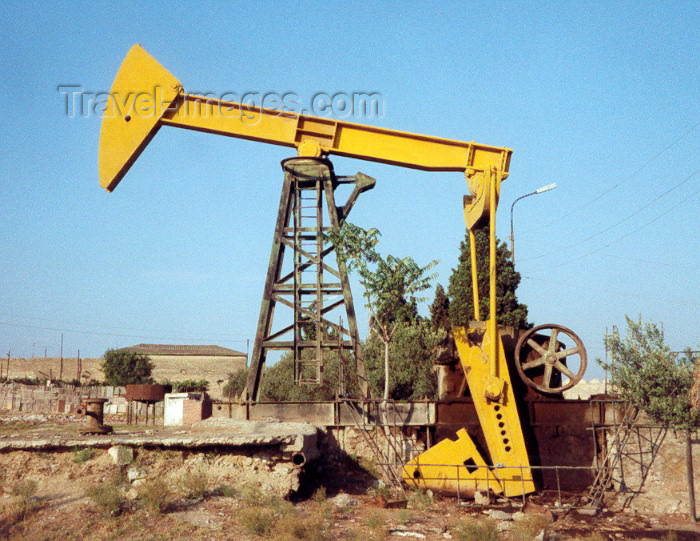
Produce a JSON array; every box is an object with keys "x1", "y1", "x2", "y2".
[
  {"x1": 448, "y1": 227, "x2": 529, "y2": 329},
  {"x1": 598, "y1": 316, "x2": 700, "y2": 430},
  {"x1": 363, "y1": 319, "x2": 443, "y2": 400},
  {"x1": 101, "y1": 349, "x2": 154, "y2": 386},
  {"x1": 223, "y1": 368, "x2": 248, "y2": 401},
  {"x1": 259, "y1": 351, "x2": 360, "y2": 401},
  {"x1": 331, "y1": 222, "x2": 437, "y2": 400},
  {"x1": 599, "y1": 317, "x2": 699, "y2": 520},
  {"x1": 429, "y1": 283, "x2": 451, "y2": 333}
]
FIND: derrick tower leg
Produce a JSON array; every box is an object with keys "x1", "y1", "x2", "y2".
[{"x1": 245, "y1": 157, "x2": 374, "y2": 401}]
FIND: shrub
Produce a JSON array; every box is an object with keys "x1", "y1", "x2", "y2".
[
  {"x1": 3, "y1": 479, "x2": 39, "y2": 522},
  {"x1": 366, "y1": 510, "x2": 387, "y2": 530},
  {"x1": 138, "y1": 477, "x2": 171, "y2": 513},
  {"x1": 239, "y1": 483, "x2": 287, "y2": 511},
  {"x1": 311, "y1": 486, "x2": 327, "y2": 503},
  {"x1": 239, "y1": 507, "x2": 276, "y2": 537},
  {"x1": 73, "y1": 447, "x2": 95, "y2": 463},
  {"x1": 170, "y1": 379, "x2": 209, "y2": 393},
  {"x1": 512, "y1": 514, "x2": 550, "y2": 541},
  {"x1": 8, "y1": 376, "x2": 48, "y2": 386},
  {"x1": 10, "y1": 479, "x2": 38, "y2": 499},
  {"x1": 211, "y1": 484, "x2": 238, "y2": 498},
  {"x1": 452, "y1": 516, "x2": 500, "y2": 541},
  {"x1": 176, "y1": 468, "x2": 209, "y2": 500},
  {"x1": 275, "y1": 510, "x2": 327, "y2": 541},
  {"x1": 406, "y1": 487, "x2": 433, "y2": 510},
  {"x1": 85, "y1": 476, "x2": 126, "y2": 516}
]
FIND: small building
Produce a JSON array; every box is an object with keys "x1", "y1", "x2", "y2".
[
  {"x1": 118, "y1": 344, "x2": 247, "y2": 399},
  {"x1": 164, "y1": 392, "x2": 213, "y2": 426}
]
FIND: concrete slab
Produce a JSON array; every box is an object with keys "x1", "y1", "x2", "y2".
[{"x1": 0, "y1": 419, "x2": 320, "y2": 462}]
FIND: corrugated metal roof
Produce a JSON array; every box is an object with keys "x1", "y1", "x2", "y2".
[{"x1": 119, "y1": 344, "x2": 246, "y2": 357}]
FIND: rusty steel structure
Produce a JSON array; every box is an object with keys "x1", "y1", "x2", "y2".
[
  {"x1": 125, "y1": 384, "x2": 167, "y2": 424},
  {"x1": 246, "y1": 157, "x2": 374, "y2": 399},
  {"x1": 77, "y1": 398, "x2": 112, "y2": 434}
]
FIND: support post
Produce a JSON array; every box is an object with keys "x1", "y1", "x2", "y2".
[{"x1": 687, "y1": 430, "x2": 696, "y2": 521}]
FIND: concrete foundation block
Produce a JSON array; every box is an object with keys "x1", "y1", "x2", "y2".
[{"x1": 108, "y1": 445, "x2": 134, "y2": 466}]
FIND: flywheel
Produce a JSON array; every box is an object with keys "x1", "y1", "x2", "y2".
[{"x1": 514, "y1": 324, "x2": 587, "y2": 394}]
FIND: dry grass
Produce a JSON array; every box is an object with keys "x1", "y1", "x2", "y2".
[
  {"x1": 274, "y1": 509, "x2": 328, "y2": 541},
  {"x1": 451, "y1": 516, "x2": 500, "y2": 541},
  {"x1": 85, "y1": 475, "x2": 127, "y2": 517},
  {"x1": 73, "y1": 447, "x2": 95, "y2": 464},
  {"x1": 211, "y1": 484, "x2": 238, "y2": 498},
  {"x1": 138, "y1": 477, "x2": 172, "y2": 513},
  {"x1": 9, "y1": 479, "x2": 38, "y2": 500},
  {"x1": 512, "y1": 513, "x2": 550, "y2": 541},
  {"x1": 175, "y1": 468, "x2": 209, "y2": 500},
  {"x1": 238, "y1": 506, "x2": 277, "y2": 537},
  {"x1": 569, "y1": 534, "x2": 608, "y2": 541},
  {"x1": 2, "y1": 479, "x2": 40, "y2": 523},
  {"x1": 238, "y1": 483, "x2": 291, "y2": 513},
  {"x1": 236, "y1": 485, "x2": 329, "y2": 541},
  {"x1": 406, "y1": 487, "x2": 434, "y2": 510},
  {"x1": 397, "y1": 508, "x2": 414, "y2": 525},
  {"x1": 365, "y1": 509, "x2": 389, "y2": 540},
  {"x1": 311, "y1": 486, "x2": 327, "y2": 502}
]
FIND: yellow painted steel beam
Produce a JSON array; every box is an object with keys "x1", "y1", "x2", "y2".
[
  {"x1": 98, "y1": 45, "x2": 181, "y2": 192},
  {"x1": 405, "y1": 326, "x2": 535, "y2": 499},
  {"x1": 403, "y1": 428, "x2": 502, "y2": 497},
  {"x1": 454, "y1": 325, "x2": 535, "y2": 497},
  {"x1": 98, "y1": 45, "x2": 512, "y2": 192}
]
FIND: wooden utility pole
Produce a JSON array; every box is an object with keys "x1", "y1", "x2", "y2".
[
  {"x1": 59, "y1": 334, "x2": 64, "y2": 381},
  {"x1": 688, "y1": 431, "x2": 697, "y2": 521}
]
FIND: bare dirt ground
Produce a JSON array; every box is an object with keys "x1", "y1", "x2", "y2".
[{"x1": 0, "y1": 414, "x2": 698, "y2": 541}]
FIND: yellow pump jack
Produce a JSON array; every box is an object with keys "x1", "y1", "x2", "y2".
[{"x1": 98, "y1": 45, "x2": 535, "y2": 498}]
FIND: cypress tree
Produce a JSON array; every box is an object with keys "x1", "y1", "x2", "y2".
[{"x1": 447, "y1": 227, "x2": 530, "y2": 329}]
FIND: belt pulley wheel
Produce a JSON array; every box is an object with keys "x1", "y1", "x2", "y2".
[{"x1": 514, "y1": 324, "x2": 587, "y2": 393}]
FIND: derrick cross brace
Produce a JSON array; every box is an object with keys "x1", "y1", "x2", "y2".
[
  {"x1": 246, "y1": 157, "x2": 374, "y2": 400},
  {"x1": 97, "y1": 44, "x2": 536, "y2": 498}
]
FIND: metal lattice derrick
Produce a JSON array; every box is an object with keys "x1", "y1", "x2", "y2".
[{"x1": 245, "y1": 157, "x2": 375, "y2": 401}]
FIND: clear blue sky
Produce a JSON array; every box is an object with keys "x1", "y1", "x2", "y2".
[{"x1": 0, "y1": 1, "x2": 698, "y2": 381}]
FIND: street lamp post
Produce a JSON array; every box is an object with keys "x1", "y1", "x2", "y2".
[{"x1": 509, "y1": 183, "x2": 557, "y2": 265}]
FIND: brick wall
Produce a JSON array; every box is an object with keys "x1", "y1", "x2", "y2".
[
  {"x1": 0, "y1": 383, "x2": 125, "y2": 414},
  {"x1": 181, "y1": 395, "x2": 213, "y2": 425}
]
